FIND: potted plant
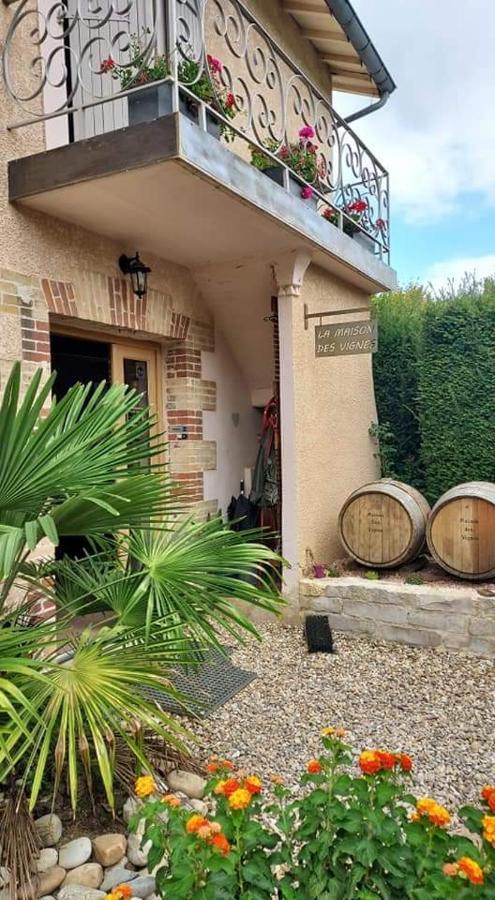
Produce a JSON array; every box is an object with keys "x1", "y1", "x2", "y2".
[
  {"x1": 177, "y1": 53, "x2": 237, "y2": 142},
  {"x1": 100, "y1": 34, "x2": 172, "y2": 127},
  {"x1": 250, "y1": 125, "x2": 324, "y2": 209},
  {"x1": 323, "y1": 199, "x2": 377, "y2": 252}
]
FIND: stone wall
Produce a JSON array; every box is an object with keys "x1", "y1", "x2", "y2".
[{"x1": 300, "y1": 576, "x2": 495, "y2": 658}]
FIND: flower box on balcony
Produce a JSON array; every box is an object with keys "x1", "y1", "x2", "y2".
[
  {"x1": 352, "y1": 230, "x2": 376, "y2": 254},
  {"x1": 128, "y1": 82, "x2": 173, "y2": 127},
  {"x1": 179, "y1": 93, "x2": 222, "y2": 140},
  {"x1": 261, "y1": 165, "x2": 318, "y2": 210}
]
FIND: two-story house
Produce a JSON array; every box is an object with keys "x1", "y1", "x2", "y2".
[{"x1": 0, "y1": 0, "x2": 396, "y2": 612}]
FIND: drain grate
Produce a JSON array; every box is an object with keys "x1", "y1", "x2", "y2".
[{"x1": 142, "y1": 646, "x2": 256, "y2": 718}]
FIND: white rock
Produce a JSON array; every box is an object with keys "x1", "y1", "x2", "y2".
[
  {"x1": 166, "y1": 771, "x2": 206, "y2": 800},
  {"x1": 127, "y1": 834, "x2": 150, "y2": 868},
  {"x1": 34, "y1": 814, "x2": 63, "y2": 848},
  {"x1": 34, "y1": 849, "x2": 59, "y2": 873},
  {"x1": 58, "y1": 838, "x2": 92, "y2": 870},
  {"x1": 189, "y1": 799, "x2": 208, "y2": 814},
  {"x1": 123, "y1": 797, "x2": 142, "y2": 824},
  {"x1": 100, "y1": 866, "x2": 138, "y2": 892},
  {"x1": 62, "y1": 863, "x2": 103, "y2": 889},
  {"x1": 57, "y1": 888, "x2": 106, "y2": 900},
  {"x1": 129, "y1": 875, "x2": 156, "y2": 898}
]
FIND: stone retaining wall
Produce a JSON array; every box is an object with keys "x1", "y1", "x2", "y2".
[{"x1": 300, "y1": 577, "x2": 495, "y2": 658}]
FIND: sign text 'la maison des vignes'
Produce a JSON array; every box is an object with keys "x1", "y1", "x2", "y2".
[{"x1": 315, "y1": 319, "x2": 378, "y2": 358}]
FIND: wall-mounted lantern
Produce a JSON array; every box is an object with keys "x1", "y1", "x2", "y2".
[{"x1": 118, "y1": 252, "x2": 151, "y2": 299}]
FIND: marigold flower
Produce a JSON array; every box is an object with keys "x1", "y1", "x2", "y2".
[
  {"x1": 457, "y1": 856, "x2": 484, "y2": 885},
  {"x1": 358, "y1": 751, "x2": 382, "y2": 775},
  {"x1": 399, "y1": 753, "x2": 413, "y2": 772},
  {"x1": 307, "y1": 759, "x2": 322, "y2": 774},
  {"x1": 211, "y1": 832, "x2": 230, "y2": 855},
  {"x1": 197, "y1": 824, "x2": 213, "y2": 840},
  {"x1": 214, "y1": 779, "x2": 227, "y2": 795},
  {"x1": 228, "y1": 787, "x2": 252, "y2": 810},
  {"x1": 161, "y1": 793, "x2": 181, "y2": 807},
  {"x1": 135, "y1": 774, "x2": 156, "y2": 798},
  {"x1": 186, "y1": 814, "x2": 209, "y2": 834},
  {"x1": 244, "y1": 775, "x2": 262, "y2": 795},
  {"x1": 488, "y1": 793, "x2": 495, "y2": 814},
  {"x1": 209, "y1": 821, "x2": 222, "y2": 834},
  {"x1": 482, "y1": 814, "x2": 495, "y2": 845},
  {"x1": 207, "y1": 758, "x2": 235, "y2": 773},
  {"x1": 416, "y1": 797, "x2": 450, "y2": 828},
  {"x1": 106, "y1": 886, "x2": 133, "y2": 900},
  {"x1": 222, "y1": 777, "x2": 241, "y2": 797},
  {"x1": 377, "y1": 750, "x2": 397, "y2": 771},
  {"x1": 481, "y1": 785, "x2": 495, "y2": 801},
  {"x1": 443, "y1": 862, "x2": 458, "y2": 877}
]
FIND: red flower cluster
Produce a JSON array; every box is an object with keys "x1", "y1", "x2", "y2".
[
  {"x1": 100, "y1": 56, "x2": 115, "y2": 73},
  {"x1": 359, "y1": 750, "x2": 413, "y2": 776},
  {"x1": 347, "y1": 199, "x2": 367, "y2": 215}
]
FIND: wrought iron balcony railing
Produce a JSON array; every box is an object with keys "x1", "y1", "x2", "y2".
[{"x1": 1, "y1": 0, "x2": 390, "y2": 261}]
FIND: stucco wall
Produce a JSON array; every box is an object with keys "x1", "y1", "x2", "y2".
[
  {"x1": 202, "y1": 325, "x2": 261, "y2": 515},
  {"x1": 290, "y1": 264, "x2": 380, "y2": 569}
]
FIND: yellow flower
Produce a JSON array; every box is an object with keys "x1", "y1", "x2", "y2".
[
  {"x1": 482, "y1": 814, "x2": 495, "y2": 845},
  {"x1": 228, "y1": 787, "x2": 252, "y2": 810},
  {"x1": 214, "y1": 779, "x2": 227, "y2": 795},
  {"x1": 321, "y1": 727, "x2": 336, "y2": 736},
  {"x1": 135, "y1": 774, "x2": 156, "y2": 798},
  {"x1": 321, "y1": 726, "x2": 346, "y2": 738}
]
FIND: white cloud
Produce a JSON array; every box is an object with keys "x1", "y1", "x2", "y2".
[
  {"x1": 334, "y1": 1, "x2": 495, "y2": 224},
  {"x1": 424, "y1": 254, "x2": 495, "y2": 291}
]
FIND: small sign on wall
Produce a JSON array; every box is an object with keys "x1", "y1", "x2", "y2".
[{"x1": 315, "y1": 319, "x2": 378, "y2": 357}]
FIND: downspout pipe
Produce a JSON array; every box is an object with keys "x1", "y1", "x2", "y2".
[{"x1": 344, "y1": 90, "x2": 390, "y2": 124}]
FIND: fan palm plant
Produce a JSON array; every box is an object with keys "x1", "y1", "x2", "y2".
[{"x1": 0, "y1": 363, "x2": 283, "y2": 887}]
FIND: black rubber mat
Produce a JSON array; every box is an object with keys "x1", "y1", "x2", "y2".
[{"x1": 142, "y1": 646, "x2": 256, "y2": 718}]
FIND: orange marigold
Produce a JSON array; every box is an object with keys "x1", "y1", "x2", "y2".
[
  {"x1": 228, "y1": 787, "x2": 252, "y2": 810},
  {"x1": 443, "y1": 863, "x2": 459, "y2": 877},
  {"x1": 429, "y1": 804, "x2": 451, "y2": 828},
  {"x1": 161, "y1": 793, "x2": 181, "y2": 807},
  {"x1": 211, "y1": 832, "x2": 231, "y2": 855},
  {"x1": 482, "y1": 815, "x2": 495, "y2": 845},
  {"x1": 487, "y1": 793, "x2": 495, "y2": 814},
  {"x1": 222, "y1": 778, "x2": 241, "y2": 797},
  {"x1": 457, "y1": 857, "x2": 484, "y2": 885},
  {"x1": 244, "y1": 775, "x2": 262, "y2": 795},
  {"x1": 307, "y1": 759, "x2": 322, "y2": 774},
  {"x1": 186, "y1": 814, "x2": 209, "y2": 834},
  {"x1": 135, "y1": 775, "x2": 156, "y2": 798},
  {"x1": 358, "y1": 751, "x2": 382, "y2": 775},
  {"x1": 197, "y1": 824, "x2": 213, "y2": 841},
  {"x1": 481, "y1": 785, "x2": 495, "y2": 801},
  {"x1": 399, "y1": 753, "x2": 413, "y2": 772},
  {"x1": 106, "y1": 887, "x2": 133, "y2": 900},
  {"x1": 377, "y1": 750, "x2": 397, "y2": 771},
  {"x1": 207, "y1": 759, "x2": 235, "y2": 774}
]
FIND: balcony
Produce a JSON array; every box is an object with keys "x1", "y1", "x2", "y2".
[{"x1": 3, "y1": 0, "x2": 395, "y2": 291}]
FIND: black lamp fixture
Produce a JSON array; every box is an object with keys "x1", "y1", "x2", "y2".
[{"x1": 119, "y1": 251, "x2": 151, "y2": 299}]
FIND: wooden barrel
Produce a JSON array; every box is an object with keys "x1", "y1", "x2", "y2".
[
  {"x1": 338, "y1": 479, "x2": 431, "y2": 568},
  {"x1": 427, "y1": 482, "x2": 495, "y2": 580}
]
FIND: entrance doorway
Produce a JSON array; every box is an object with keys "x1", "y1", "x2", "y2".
[{"x1": 50, "y1": 327, "x2": 163, "y2": 557}]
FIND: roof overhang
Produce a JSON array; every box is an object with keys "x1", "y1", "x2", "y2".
[{"x1": 282, "y1": 0, "x2": 396, "y2": 97}]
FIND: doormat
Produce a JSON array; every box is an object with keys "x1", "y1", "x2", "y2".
[{"x1": 142, "y1": 646, "x2": 256, "y2": 718}]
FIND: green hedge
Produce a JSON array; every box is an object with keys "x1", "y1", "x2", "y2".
[
  {"x1": 372, "y1": 279, "x2": 495, "y2": 502},
  {"x1": 372, "y1": 288, "x2": 426, "y2": 488},
  {"x1": 418, "y1": 282, "x2": 495, "y2": 499}
]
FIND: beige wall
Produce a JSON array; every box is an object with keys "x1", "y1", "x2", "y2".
[{"x1": 283, "y1": 262, "x2": 380, "y2": 581}]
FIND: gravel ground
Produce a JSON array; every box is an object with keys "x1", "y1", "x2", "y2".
[{"x1": 194, "y1": 623, "x2": 495, "y2": 809}]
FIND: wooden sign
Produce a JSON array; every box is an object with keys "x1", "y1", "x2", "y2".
[{"x1": 315, "y1": 319, "x2": 377, "y2": 357}]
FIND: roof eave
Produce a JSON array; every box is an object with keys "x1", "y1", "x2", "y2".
[{"x1": 324, "y1": 0, "x2": 396, "y2": 96}]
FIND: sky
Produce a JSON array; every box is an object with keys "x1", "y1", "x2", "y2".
[{"x1": 333, "y1": 0, "x2": 495, "y2": 289}]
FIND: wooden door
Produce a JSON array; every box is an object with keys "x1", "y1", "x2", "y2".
[{"x1": 111, "y1": 341, "x2": 161, "y2": 426}]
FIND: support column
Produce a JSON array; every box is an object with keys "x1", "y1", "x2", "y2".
[{"x1": 273, "y1": 250, "x2": 311, "y2": 615}]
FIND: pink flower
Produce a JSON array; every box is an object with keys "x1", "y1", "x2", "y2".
[
  {"x1": 100, "y1": 57, "x2": 115, "y2": 73},
  {"x1": 279, "y1": 145, "x2": 289, "y2": 159},
  {"x1": 301, "y1": 186, "x2": 314, "y2": 200},
  {"x1": 299, "y1": 125, "x2": 315, "y2": 140},
  {"x1": 375, "y1": 217, "x2": 386, "y2": 230},
  {"x1": 226, "y1": 92, "x2": 236, "y2": 109},
  {"x1": 207, "y1": 54, "x2": 223, "y2": 74}
]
